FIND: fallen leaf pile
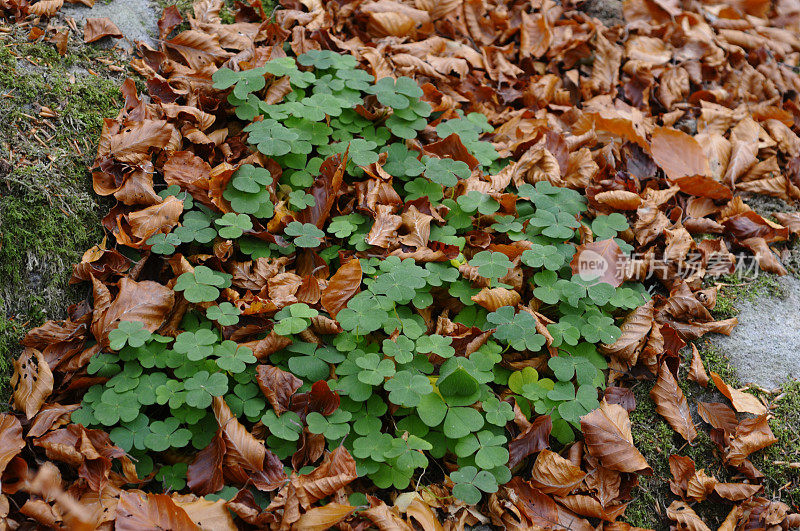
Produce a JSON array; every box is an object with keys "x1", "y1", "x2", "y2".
[{"x1": 2, "y1": 0, "x2": 800, "y2": 528}]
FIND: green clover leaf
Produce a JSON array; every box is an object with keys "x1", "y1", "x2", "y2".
[
  {"x1": 215, "y1": 212, "x2": 252, "y2": 239},
  {"x1": 355, "y1": 352, "x2": 396, "y2": 386},
  {"x1": 206, "y1": 302, "x2": 241, "y2": 326},
  {"x1": 174, "y1": 328, "x2": 217, "y2": 361},
  {"x1": 214, "y1": 340, "x2": 256, "y2": 373},
  {"x1": 145, "y1": 417, "x2": 192, "y2": 452},
  {"x1": 262, "y1": 410, "x2": 303, "y2": 441},
  {"x1": 174, "y1": 210, "x2": 217, "y2": 244},
  {"x1": 184, "y1": 371, "x2": 229, "y2": 409},
  {"x1": 457, "y1": 191, "x2": 499, "y2": 215},
  {"x1": 482, "y1": 397, "x2": 514, "y2": 427},
  {"x1": 451, "y1": 466, "x2": 498, "y2": 505},
  {"x1": 422, "y1": 156, "x2": 470, "y2": 187},
  {"x1": 521, "y1": 244, "x2": 566, "y2": 271},
  {"x1": 469, "y1": 251, "x2": 512, "y2": 281},
  {"x1": 284, "y1": 221, "x2": 325, "y2": 248},
  {"x1": 108, "y1": 320, "x2": 151, "y2": 350},
  {"x1": 306, "y1": 409, "x2": 351, "y2": 440},
  {"x1": 174, "y1": 266, "x2": 232, "y2": 303},
  {"x1": 383, "y1": 370, "x2": 432, "y2": 407},
  {"x1": 487, "y1": 307, "x2": 546, "y2": 352}
]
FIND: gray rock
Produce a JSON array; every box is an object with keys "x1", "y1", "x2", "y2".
[
  {"x1": 711, "y1": 275, "x2": 800, "y2": 389},
  {"x1": 61, "y1": 0, "x2": 159, "y2": 51}
]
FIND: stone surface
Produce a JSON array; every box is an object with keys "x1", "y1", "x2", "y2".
[
  {"x1": 711, "y1": 275, "x2": 800, "y2": 389},
  {"x1": 61, "y1": 0, "x2": 159, "y2": 50}
]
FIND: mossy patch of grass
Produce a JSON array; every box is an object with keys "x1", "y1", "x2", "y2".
[
  {"x1": 710, "y1": 273, "x2": 785, "y2": 320},
  {"x1": 625, "y1": 341, "x2": 800, "y2": 529},
  {"x1": 0, "y1": 26, "x2": 126, "y2": 395}
]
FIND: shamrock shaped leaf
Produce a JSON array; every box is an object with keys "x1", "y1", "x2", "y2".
[
  {"x1": 487, "y1": 306, "x2": 546, "y2": 352},
  {"x1": 214, "y1": 340, "x2": 256, "y2": 373},
  {"x1": 521, "y1": 244, "x2": 566, "y2": 271},
  {"x1": 547, "y1": 319, "x2": 581, "y2": 347},
  {"x1": 457, "y1": 191, "x2": 499, "y2": 215},
  {"x1": 298, "y1": 49, "x2": 358, "y2": 69},
  {"x1": 212, "y1": 67, "x2": 268, "y2": 99},
  {"x1": 337, "y1": 292, "x2": 389, "y2": 334},
  {"x1": 469, "y1": 251, "x2": 512, "y2": 281},
  {"x1": 528, "y1": 210, "x2": 581, "y2": 240},
  {"x1": 215, "y1": 212, "x2": 252, "y2": 239},
  {"x1": 244, "y1": 119, "x2": 299, "y2": 157},
  {"x1": 173, "y1": 328, "x2": 217, "y2": 361},
  {"x1": 581, "y1": 314, "x2": 621, "y2": 344},
  {"x1": 262, "y1": 410, "x2": 303, "y2": 441},
  {"x1": 146, "y1": 232, "x2": 181, "y2": 255},
  {"x1": 174, "y1": 210, "x2": 217, "y2": 244},
  {"x1": 404, "y1": 178, "x2": 443, "y2": 202},
  {"x1": 288, "y1": 190, "x2": 316, "y2": 211},
  {"x1": 328, "y1": 213, "x2": 366, "y2": 238},
  {"x1": 383, "y1": 370, "x2": 432, "y2": 407},
  {"x1": 108, "y1": 321, "x2": 151, "y2": 350},
  {"x1": 451, "y1": 466, "x2": 498, "y2": 505},
  {"x1": 366, "y1": 76, "x2": 422, "y2": 109},
  {"x1": 353, "y1": 432, "x2": 394, "y2": 462},
  {"x1": 109, "y1": 413, "x2": 151, "y2": 452},
  {"x1": 156, "y1": 462, "x2": 189, "y2": 492},
  {"x1": 370, "y1": 257, "x2": 429, "y2": 303},
  {"x1": 592, "y1": 213, "x2": 629, "y2": 240},
  {"x1": 382, "y1": 143, "x2": 424, "y2": 178},
  {"x1": 482, "y1": 397, "x2": 514, "y2": 427},
  {"x1": 306, "y1": 409, "x2": 351, "y2": 440},
  {"x1": 344, "y1": 138, "x2": 379, "y2": 166},
  {"x1": 444, "y1": 406, "x2": 484, "y2": 439},
  {"x1": 87, "y1": 353, "x2": 121, "y2": 378},
  {"x1": 224, "y1": 165, "x2": 274, "y2": 216},
  {"x1": 206, "y1": 302, "x2": 241, "y2": 326},
  {"x1": 273, "y1": 303, "x2": 319, "y2": 335},
  {"x1": 145, "y1": 417, "x2": 192, "y2": 452},
  {"x1": 155, "y1": 379, "x2": 186, "y2": 409},
  {"x1": 415, "y1": 334, "x2": 455, "y2": 359},
  {"x1": 184, "y1": 371, "x2": 228, "y2": 409},
  {"x1": 356, "y1": 352, "x2": 396, "y2": 385},
  {"x1": 422, "y1": 156, "x2": 470, "y2": 187},
  {"x1": 94, "y1": 388, "x2": 140, "y2": 426},
  {"x1": 456, "y1": 430, "x2": 509, "y2": 470},
  {"x1": 491, "y1": 215, "x2": 523, "y2": 235},
  {"x1": 284, "y1": 221, "x2": 325, "y2": 248},
  {"x1": 174, "y1": 266, "x2": 232, "y2": 303}
]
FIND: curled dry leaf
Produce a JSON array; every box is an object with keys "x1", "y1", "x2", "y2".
[
  {"x1": 256, "y1": 364, "x2": 303, "y2": 416},
  {"x1": 649, "y1": 362, "x2": 697, "y2": 443},
  {"x1": 471, "y1": 286, "x2": 521, "y2": 311},
  {"x1": 529, "y1": 449, "x2": 587, "y2": 497},
  {"x1": 507, "y1": 414, "x2": 551, "y2": 469},
  {"x1": 90, "y1": 276, "x2": 175, "y2": 347},
  {"x1": 687, "y1": 344, "x2": 709, "y2": 387},
  {"x1": 320, "y1": 258, "x2": 362, "y2": 318},
  {"x1": 212, "y1": 396, "x2": 287, "y2": 491},
  {"x1": 186, "y1": 430, "x2": 225, "y2": 496},
  {"x1": 115, "y1": 491, "x2": 200, "y2": 531},
  {"x1": 667, "y1": 500, "x2": 711, "y2": 531},
  {"x1": 0, "y1": 414, "x2": 25, "y2": 477},
  {"x1": 650, "y1": 127, "x2": 711, "y2": 180},
  {"x1": 696, "y1": 401, "x2": 738, "y2": 435},
  {"x1": 83, "y1": 17, "x2": 123, "y2": 43},
  {"x1": 580, "y1": 400, "x2": 651, "y2": 474},
  {"x1": 710, "y1": 372, "x2": 767, "y2": 415},
  {"x1": 293, "y1": 503, "x2": 355, "y2": 531},
  {"x1": 725, "y1": 414, "x2": 778, "y2": 466},
  {"x1": 11, "y1": 348, "x2": 54, "y2": 420}
]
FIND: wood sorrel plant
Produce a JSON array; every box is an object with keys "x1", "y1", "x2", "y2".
[{"x1": 75, "y1": 50, "x2": 648, "y2": 503}]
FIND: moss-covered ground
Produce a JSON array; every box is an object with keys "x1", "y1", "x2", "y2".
[
  {"x1": 625, "y1": 300, "x2": 800, "y2": 529},
  {"x1": 0, "y1": 24, "x2": 126, "y2": 395}
]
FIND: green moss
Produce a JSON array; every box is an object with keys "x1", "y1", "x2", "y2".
[
  {"x1": 0, "y1": 29, "x2": 124, "y2": 397},
  {"x1": 626, "y1": 380, "x2": 730, "y2": 530},
  {"x1": 625, "y1": 342, "x2": 799, "y2": 530},
  {"x1": 710, "y1": 273, "x2": 785, "y2": 320},
  {"x1": 750, "y1": 380, "x2": 800, "y2": 507}
]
